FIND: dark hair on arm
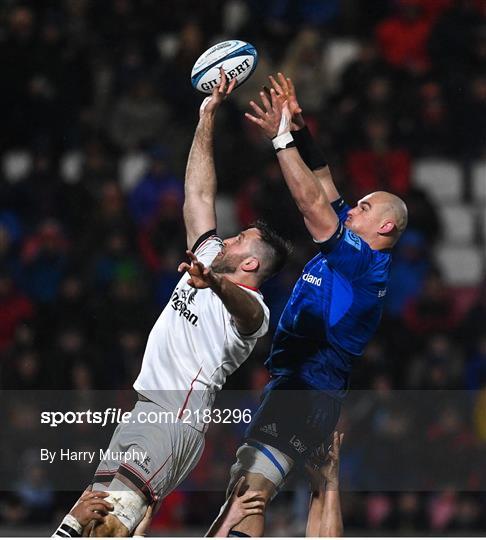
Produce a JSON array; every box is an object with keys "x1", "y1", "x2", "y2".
[{"x1": 248, "y1": 220, "x2": 293, "y2": 279}]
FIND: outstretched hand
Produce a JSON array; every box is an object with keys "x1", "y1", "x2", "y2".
[
  {"x1": 200, "y1": 68, "x2": 237, "y2": 117},
  {"x1": 178, "y1": 250, "x2": 220, "y2": 289},
  {"x1": 245, "y1": 88, "x2": 293, "y2": 139},
  {"x1": 268, "y1": 72, "x2": 305, "y2": 130}
]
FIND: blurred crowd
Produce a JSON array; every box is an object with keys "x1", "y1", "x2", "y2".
[{"x1": 0, "y1": 0, "x2": 485, "y2": 535}]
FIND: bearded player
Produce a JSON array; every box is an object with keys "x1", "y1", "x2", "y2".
[
  {"x1": 219, "y1": 74, "x2": 408, "y2": 537},
  {"x1": 86, "y1": 71, "x2": 291, "y2": 537}
]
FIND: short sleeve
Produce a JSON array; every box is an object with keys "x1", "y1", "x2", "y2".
[
  {"x1": 331, "y1": 197, "x2": 351, "y2": 223},
  {"x1": 229, "y1": 290, "x2": 270, "y2": 340},
  {"x1": 318, "y1": 225, "x2": 373, "y2": 280},
  {"x1": 193, "y1": 230, "x2": 223, "y2": 266}
]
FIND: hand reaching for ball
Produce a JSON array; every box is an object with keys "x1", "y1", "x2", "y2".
[{"x1": 200, "y1": 68, "x2": 237, "y2": 117}]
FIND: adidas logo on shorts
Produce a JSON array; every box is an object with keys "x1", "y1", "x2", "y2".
[{"x1": 260, "y1": 423, "x2": 278, "y2": 437}]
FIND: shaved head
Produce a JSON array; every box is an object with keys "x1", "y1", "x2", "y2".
[
  {"x1": 345, "y1": 191, "x2": 408, "y2": 250},
  {"x1": 372, "y1": 191, "x2": 408, "y2": 235}
]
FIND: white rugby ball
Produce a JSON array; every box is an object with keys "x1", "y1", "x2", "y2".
[{"x1": 191, "y1": 40, "x2": 258, "y2": 94}]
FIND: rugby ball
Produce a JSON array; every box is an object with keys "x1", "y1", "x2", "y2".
[{"x1": 191, "y1": 40, "x2": 258, "y2": 94}]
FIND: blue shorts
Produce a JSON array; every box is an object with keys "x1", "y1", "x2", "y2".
[{"x1": 245, "y1": 376, "x2": 341, "y2": 462}]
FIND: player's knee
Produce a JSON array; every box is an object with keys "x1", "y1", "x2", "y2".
[
  {"x1": 90, "y1": 513, "x2": 129, "y2": 537},
  {"x1": 228, "y1": 442, "x2": 293, "y2": 499}
]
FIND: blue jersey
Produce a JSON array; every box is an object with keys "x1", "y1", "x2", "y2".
[{"x1": 265, "y1": 198, "x2": 391, "y2": 398}]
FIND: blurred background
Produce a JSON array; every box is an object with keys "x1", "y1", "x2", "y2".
[{"x1": 0, "y1": 0, "x2": 485, "y2": 536}]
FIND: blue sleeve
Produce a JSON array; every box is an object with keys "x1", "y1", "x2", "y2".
[
  {"x1": 318, "y1": 223, "x2": 373, "y2": 280},
  {"x1": 331, "y1": 197, "x2": 351, "y2": 223}
]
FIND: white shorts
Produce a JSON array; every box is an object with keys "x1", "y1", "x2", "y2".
[{"x1": 92, "y1": 399, "x2": 204, "y2": 532}]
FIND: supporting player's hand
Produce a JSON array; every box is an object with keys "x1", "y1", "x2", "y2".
[
  {"x1": 221, "y1": 477, "x2": 265, "y2": 529},
  {"x1": 306, "y1": 431, "x2": 343, "y2": 491},
  {"x1": 69, "y1": 489, "x2": 113, "y2": 527},
  {"x1": 268, "y1": 72, "x2": 305, "y2": 130},
  {"x1": 178, "y1": 250, "x2": 220, "y2": 289},
  {"x1": 200, "y1": 68, "x2": 237, "y2": 117},
  {"x1": 133, "y1": 498, "x2": 158, "y2": 537}
]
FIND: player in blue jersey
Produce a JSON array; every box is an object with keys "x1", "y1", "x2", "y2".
[{"x1": 220, "y1": 74, "x2": 408, "y2": 537}]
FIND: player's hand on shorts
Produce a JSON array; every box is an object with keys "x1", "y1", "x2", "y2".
[
  {"x1": 306, "y1": 431, "x2": 343, "y2": 491},
  {"x1": 69, "y1": 489, "x2": 114, "y2": 527},
  {"x1": 178, "y1": 250, "x2": 219, "y2": 289},
  {"x1": 268, "y1": 72, "x2": 305, "y2": 130},
  {"x1": 321, "y1": 431, "x2": 343, "y2": 489},
  {"x1": 221, "y1": 477, "x2": 265, "y2": 529},
  {"x1": 200, "y1": 68, "x2": 237, "y2": 117}
]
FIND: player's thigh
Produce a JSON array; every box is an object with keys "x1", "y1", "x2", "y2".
[
  {"x1": 226, "y1": 470, "x2": 276, "y2": 501},
  {"x1": 92, "y1": 400, "x2": 204, "y2": 533},
  {"x1": 228, "y1": 440, "x2": 293, "y2": 497}
]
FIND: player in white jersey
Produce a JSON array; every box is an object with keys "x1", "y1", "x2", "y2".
[{"x1": 86, "y1": 70, "x2": 291, "y2": 537}]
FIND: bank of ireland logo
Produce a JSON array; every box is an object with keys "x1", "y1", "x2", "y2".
[{"x1": 303, "y1": 273, "x2": 322, "y2": 286}]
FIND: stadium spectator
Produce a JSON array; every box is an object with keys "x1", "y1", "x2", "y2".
[
  {"x1": 128, "y1": 145, "x2": 183, "y2": 227},
  {"x1": 0, "y1": 272, "x2": 33, "y2": 354},
  {"x1": 346, "y1": 115, "x2": 411, "y2": 197},
  {"x1": 375, "y1": 0, "x2": 432, "y2": 73}
]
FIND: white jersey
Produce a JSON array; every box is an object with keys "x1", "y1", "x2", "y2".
[{"x1": 133, "y1": 234, "x2": 270, "y2": 430}]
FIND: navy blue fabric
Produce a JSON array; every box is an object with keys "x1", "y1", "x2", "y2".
[{"x1": 245, "y1": 376, "x2": 341, "y2": 461}]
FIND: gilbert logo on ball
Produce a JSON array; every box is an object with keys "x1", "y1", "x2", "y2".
[{"x1": 191, "y1": 40, "x2": 258, "y2": 94}]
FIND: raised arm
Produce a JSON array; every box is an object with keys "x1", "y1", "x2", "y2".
[
  {"x1": 268, "y1": 73, "x2": 341, "y2": 203},
  {"x1": 184, "y1": 70, "x2": 236, "y2": 250},
  {"x1": 305, "y1": 432, "x2": 344, "y2": 537},
  {"x1": 246, "y1": 94, "x2": 338, "y2": 242}
]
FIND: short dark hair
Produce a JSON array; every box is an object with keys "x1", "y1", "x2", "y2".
[{"x1": 248, "y1": 220, "x2": 292, "y2": 280}]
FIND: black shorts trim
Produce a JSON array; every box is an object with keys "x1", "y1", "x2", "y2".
[{"x1": 118, "y1": 464, "x2": 155, "y2": 505}]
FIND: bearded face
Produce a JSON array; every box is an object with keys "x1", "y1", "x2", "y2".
[{"x1": 210, "y1": 250, "x2": 247, "y2": 274}]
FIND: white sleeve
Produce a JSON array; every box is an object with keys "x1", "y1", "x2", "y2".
[{"x1": 194, "y1": 235, "x2": 223, "y2": 267}]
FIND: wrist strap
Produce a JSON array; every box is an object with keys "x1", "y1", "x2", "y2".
[
  {"x1": 291, "y1": 125, "x2": 327, "y2": 170},
  {"x1": 272, "y1": 132, "x2": 296, "y2": 153},
  {"x1": 53, "y1": 514, "x2": 82, "y2": 537}
]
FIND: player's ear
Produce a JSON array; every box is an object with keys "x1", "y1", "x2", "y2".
[
  {"x1": 241, "y1": 257, "x2": 259, "y2": 273},
  {"x1": 379, "y1": 221, "x2": 395, "y2": 235}
]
